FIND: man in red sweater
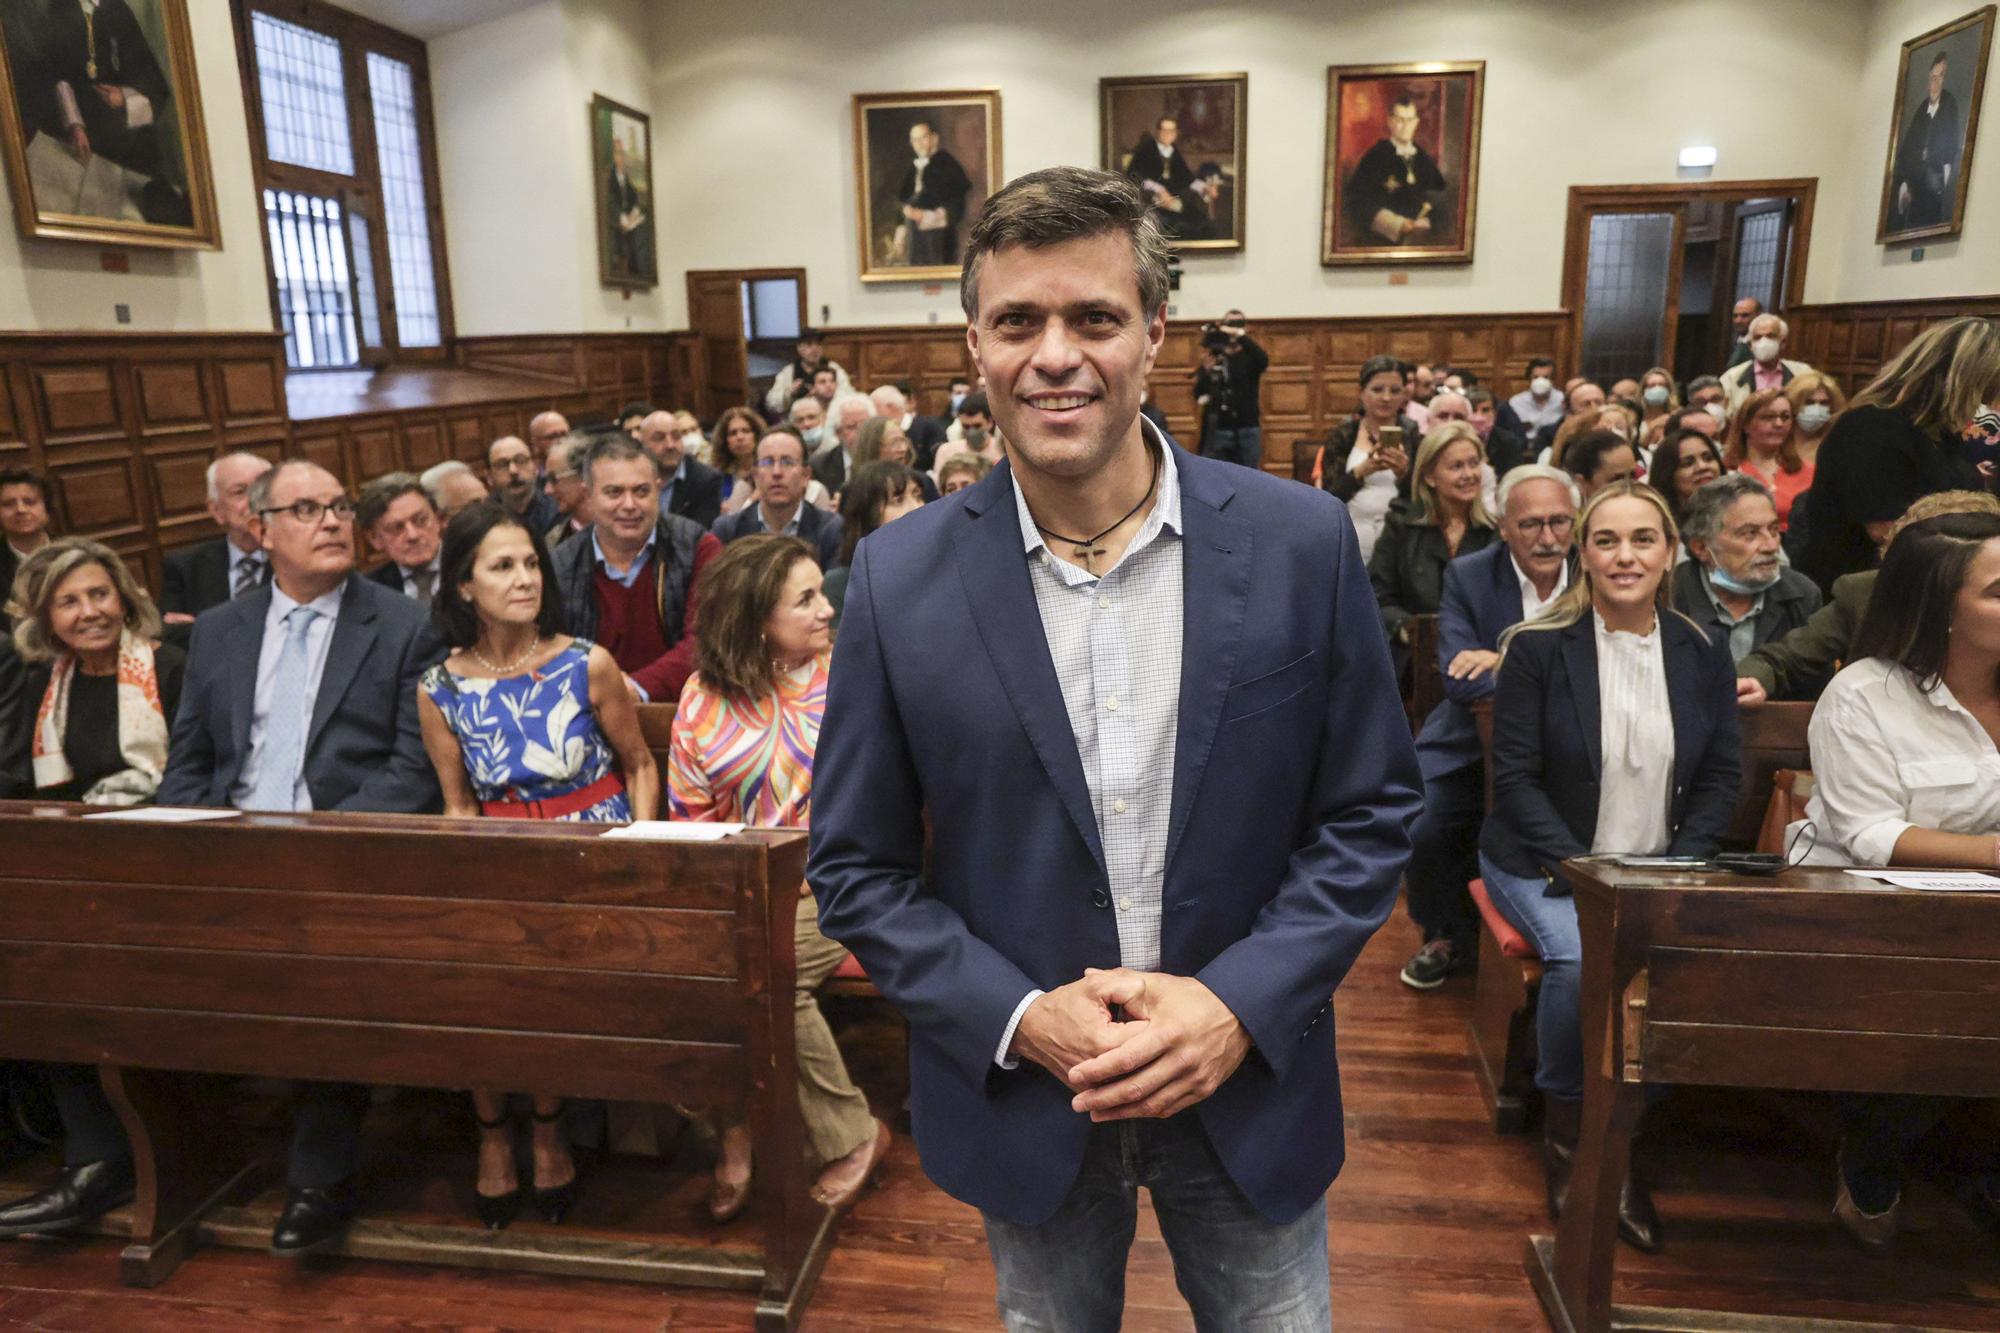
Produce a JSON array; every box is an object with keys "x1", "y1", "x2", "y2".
[{"x1": 548, "y1": 436, "x2": 720, "y2": 702}]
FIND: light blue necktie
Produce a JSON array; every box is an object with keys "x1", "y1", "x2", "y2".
[{"x1": 246, "y1": 606, "x2": 317, "y2": 812}]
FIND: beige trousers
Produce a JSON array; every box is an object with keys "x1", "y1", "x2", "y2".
[{"x1": 792, "y1": 893, "x2": 877, "y2": 1163}]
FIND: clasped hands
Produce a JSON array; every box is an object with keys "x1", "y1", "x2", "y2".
[{"x1": 1009, "y1": 968, "x2": 1252, "y2": 1122}]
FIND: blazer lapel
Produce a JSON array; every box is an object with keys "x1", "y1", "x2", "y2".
[
  {"x1": 1164, "y1": 449, "x2": 1251, "y2": 872},
  {"x1": 951, "y1": 464, "x2": 1106, "y2": 877},
  {"x1": 1559, "y1": 618, "x2": 1603, "y2": 777},
  {"x1": 227, "y1": 588, "x2": 271, "y2": 761},
  {"x1": 307, "y1": 578, "x2": 379, "y2": 752}
]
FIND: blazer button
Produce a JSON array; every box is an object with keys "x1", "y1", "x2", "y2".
[{"x1": 1091, "y1": 888, "x2": 1111, "y2": 909}]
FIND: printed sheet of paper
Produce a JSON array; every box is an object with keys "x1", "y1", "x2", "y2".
[
  {"x1": 1844, "y1": 869, "x2": 2000, "y2": 892},
  {"x1": 83, "y1": 807, "x2": 242, "y2": 823},
  {"x1": 599, "y1": 821, "x2": 746, "y2": 842}
]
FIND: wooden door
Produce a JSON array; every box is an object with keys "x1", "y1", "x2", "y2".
[{"x1": 685, "y1": 270, "x2": 746, "y2": 420}]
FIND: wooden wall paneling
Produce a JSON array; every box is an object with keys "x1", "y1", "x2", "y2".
[
  {"x1": 134, "y1": 362, "x2": 210, "y2": 436},
  {"x1": 404, "y1": 419, "x2": 446, "y2": 470},
  {"x1": 31, "y1": 362, "x2": 122, "y2": 444},
  {"x1": 218, "y1": 356, "x2": 284, "y2": 426},
  {"x1": 149, "y1": 447, "x2": 219, "y2": 547},
  {"x1": 448, "y1": 413, "x2": 486, "y2": 462},
  {"x1": 1787, "y1": 294, "x2": 2000, "y2": 394},
  {"x1": 348, "y1": 422, "x2": 401, "y2": 486}
]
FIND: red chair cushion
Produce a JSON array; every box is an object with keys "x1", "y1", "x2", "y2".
[
  {"x1": 1467, "y1": 877, "x2": 1539, "y2": 961},
  {"x1": 832, "y1": 951, "x2": 868, "y2": 980}
]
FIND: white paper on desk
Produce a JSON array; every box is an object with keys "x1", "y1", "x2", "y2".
[
  {"x1": 599, "y1": 820, "x2": 746, "y2": 842},
  {"x1": 82, "y1": 807, "x2": 242, "y2": 824},
  {"x1": 1844, "y1": 869, "x2": 2000, "y2": 891}
]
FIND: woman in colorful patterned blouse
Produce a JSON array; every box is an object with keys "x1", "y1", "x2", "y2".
[
  {"x1": 668, "y1": 534, "x2": 890, "y2": 1221},
  {"x1": 418, "y1": 503, "x2": 659, "y2": 1231}
]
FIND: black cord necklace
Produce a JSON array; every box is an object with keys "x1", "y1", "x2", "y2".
[{"x1": 1033, "y1": 453, "x2": 1160, "y2": 572}]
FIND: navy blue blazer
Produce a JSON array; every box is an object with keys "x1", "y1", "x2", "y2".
[
  {"x1": 1480, "y1": 610, "x2": 1740, "y2": 889},
  {"x1": 808, "y1": 441, "x2": 1421, "y2": 1227},
  {"x1": 1414, "y1": 543, "x2": 1529, "y2": 782},
  {"x1": 710, "y1": 502, "x2": 841, "y2": 573},
  {"x1": 157, "y1": 573, "x2": 446, "y2": 813}
]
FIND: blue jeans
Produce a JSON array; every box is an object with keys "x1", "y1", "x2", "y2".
[
  {"x1": 1478, "y1": 854, "x2": 1583, "y2": 1099},
  {"x1": 983, "y1": 1112, "x2": 1331, "y2": 1332},
  {"x1": 1204, "y1": 426, "x2": 1263, "y2": 469}
]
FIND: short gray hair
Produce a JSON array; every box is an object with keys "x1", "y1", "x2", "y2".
[
  {"x1": 581, "y1": 434, "x2": 657, "y2": 487},
  {"x1": 205, "y1": 450, "x2": 271, "y2": 501},
  {"x1": 1496, "y1": 464, "x2": 1581, "y2": 512},
  {"x1": 960, "y1": 166, "x2": 1171, "y2": 322},
  {"x1": 869, "y1": 384, "x2": 907, "y2": 415},
  {"x1": 830, "y1": 392, "x2": 875, "y2": 429},
  {"x1": 419, "y1": 459, "x2": 476, "y2": 493},
  {"x1": 1748, "y1": 313, "x2": 1791, "y2": 340},
  {"x1": 1681, "y1": 472, "x2": 1774, "y2": 546}
]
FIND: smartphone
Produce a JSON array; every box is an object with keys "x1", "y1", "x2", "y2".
[
  {"x1": 1710, "y1": 852, "x2": 1789, "y2": 876},
  {"x1": 1379, "y1": 425, "x2": 1403, "y2": 451}
]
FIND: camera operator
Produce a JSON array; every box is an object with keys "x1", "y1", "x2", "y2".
[{"x1": 1191, "y1": 308, "x2": 1269, "y2": 469}]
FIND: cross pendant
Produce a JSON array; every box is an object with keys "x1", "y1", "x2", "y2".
[{"x1": 1072, "y1": 540, "x2": 1105, "y2": 569}]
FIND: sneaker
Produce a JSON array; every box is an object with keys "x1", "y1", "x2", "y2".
[{"x1": 1399, "y1": 937, "x2": 1463, "y2": 990}]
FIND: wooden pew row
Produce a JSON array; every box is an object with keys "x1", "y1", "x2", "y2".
[{"x1": 0, "y1": 803, "x2": 831, "y2": 1333}]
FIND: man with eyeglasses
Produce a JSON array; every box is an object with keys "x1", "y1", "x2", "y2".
[
  {"x1": 548, "y1": 435, "x2": 721, "y2": 703},
  {"x1": 356, "y1": 472, "x2": 444, "y2": 604},
  {"x1": 158, "y1": 457, "x2": 445, "y2": 1259},
  {"x1": 540, "y1": 433, "x2": 592, "y2": 546},
  {"x1": 160, "y1": 452, "x2": 273, "y2": 631},
  {"x1": 1398, "y1": 465, "x2": 1579, "y2": 991},
  {"x1": 486, "y1": 435, "x2": 559, "y2": 534},
  {"x1": 709, "y1": 424, "x2": 841, "y2": 571}
]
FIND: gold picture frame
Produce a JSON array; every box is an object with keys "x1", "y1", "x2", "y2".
[
  {"x1": 1321, "y1": 60, "x2": 1483, "y2": 267},
  {"x1": 1100, "y1": 72, "x2": 1247, "y2": 253},
  {"x1": 852, "y1": 88, "x2": 1000, "y2": 284},
  {"x1": 591, "y1": 93, "x2": 657, "y2": 290},
  {"x1": 1874, "y1": 5, "x2": 1993, "y2": 246},
  {"x1": 0, "y1": 0, "x2": 219, "y2": 249}
]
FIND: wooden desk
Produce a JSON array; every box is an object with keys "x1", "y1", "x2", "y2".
[
  {"x1": 1530, "y1": 859, "x2": 2000, "y2": 1333},
  {"x1": 0, "y1": 803, "x2": 830, "y2": 1332}
]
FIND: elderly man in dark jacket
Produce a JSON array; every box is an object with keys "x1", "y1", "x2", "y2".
[{"x1": 1672, "y1": 473, "x2": 1820, "y2": 665}]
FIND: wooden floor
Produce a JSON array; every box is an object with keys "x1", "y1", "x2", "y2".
[{"x1": 0, "y1": 907, "x2": 1996, "y2": 1331}]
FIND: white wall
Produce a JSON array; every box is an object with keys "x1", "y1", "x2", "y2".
[
  {"x1": 647, "y1": 0, "x2": 1892, "y2": 331},
  {"x1": 1819, "y1": 0, "x2": 2000, "y2": 304},
  {"x1": 0, "y1": 0, "x2": 271, "y2": 333}
]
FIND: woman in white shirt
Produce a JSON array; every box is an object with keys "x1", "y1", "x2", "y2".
[
  {"x1": 1802, "y1": 508, "x2": 2000, "y2": 1248},
  {"x1": 1479, "y1": 480, "x2": 1741, "y2": 1255},
  {"x1": 1318, "y1": 356, "x2": 1418, "y2": 562}
]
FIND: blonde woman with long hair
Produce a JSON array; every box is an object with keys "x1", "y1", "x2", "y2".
[
  {"x1": 1478, "y1": 480, "x2": 1740, "y2": 1257},
  {"x1": 1369, "y1": 422, "x2": 1498, "y2": 645}
]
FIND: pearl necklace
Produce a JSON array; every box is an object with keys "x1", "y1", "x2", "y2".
[{"x1": 469, "y1": 634, "x2": 542, "y2": 676}]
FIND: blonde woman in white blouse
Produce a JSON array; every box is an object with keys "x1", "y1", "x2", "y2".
[
  {"x1": 1479, "y1": 480, "x2": 1741, "y2": 1256},
  {"x1": 1801, "y1": 508, "x2": 2000, "y2": 1249}
]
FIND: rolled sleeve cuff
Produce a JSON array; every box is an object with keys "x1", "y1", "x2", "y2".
[
  {"x1": 1848, "y1": 818, "x2": 1913, "y2": 868},
  {"x1": 124, "y1": 89, "x2": 153, "y2": 129},
  {"x1": 994, "y1": 988, "x2": 1043, "y2": 1070}
]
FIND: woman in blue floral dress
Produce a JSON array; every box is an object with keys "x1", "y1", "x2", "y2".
[{"x1": 416, "y1": 503, "x2": 659, "y2": 1231}]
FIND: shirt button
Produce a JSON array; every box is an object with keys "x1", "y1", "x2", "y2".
[
  {"x1": 1118, "y1": 896, "x2": 1133, "y2": 911},
  {"x1": 1114, "y1": 799, "x2": 1127, "y2": 814},
  {"x1": 1098, "y1": 595, "x2": 1112, "y2": 609},
  {"x1": 1106, "y1": 697, "x2": 1120, "y2": 712}
]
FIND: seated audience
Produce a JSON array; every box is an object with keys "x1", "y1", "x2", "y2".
[
  {"x1": 161, "y1": 452, "x2": 273, "y2": 626},
  {"x1": 1561, "y1": 427, "x2": 1637, "y2": 500},
  {"x1": 0, "y1": 468, "x2": 55, "y2": 632},
  {"x1": 421, "y1": 459, "x2": 491, "y2": 520},
  {"x1": 488, "y1": 436, "x2": 560, "y2": 535},
  {"x1": 708, "y1": 405, "x2": 768, "y2": 517},
  {"x1": 870, "y1": 383, "x2": 946, "y2": 468},
  {"x1": 1532, "y1": 377, "x2": 1608, "y2": 456},
  {"x1": 1673, "y1": 473, "x2": 1821, "y2": 663},
  {"x1": 936, "y1": 452, "x2": 991, "y2": 495},
  {"x1": 1544, "y1": 403, "x2": 1621, "y2": 470},
  {"x1": 1370, "y1": 423, "x2": 1498, "y2": 646},
  {"x1": 1601, "y1": 397, "x2": 1643, "y2": 448},
  {"x1": 711, "y1": 425, "x2": 842, "y2": 571},
  {"x1": 1637, "y1": 366, "x2": 1678, "y2": 428},
  {"x1": 1723, "y1": 387, "x2": 1813, "y2": 529},
  {"x1": 617, "y1": 401, "x2": 656, "y2": 440},
  {"x1": 1720, "y1": 313, "x2": 1814, "y2": 410},
  {"x1": 1321, "y1": 355, "x2": 1420, "y2": 561},
  {"x1": 1799, "y1": 508, "x2": 2000, "y2": 1247},
  {"x1": 540, "y1": 433, "x2": 591, "y2": 545},
  {"x1": 640, "y1": 410, "x2": 725, "y2": 530},
  {"x1": 1509, "y1": 356, "x2": 1567, "y2": 435},
  {"x1": 357, "y1": 472, "x2": 443, "y2": 604},
  {"x1": 929, "y1": 391, "x2": 1005, "y2": 476},
  {"x1": 1651, "y1": 427, "x2": 1726, "y2": 540},
  {"x1": 1798, "y1": 316, "x2": 2000, "y2": 591},
  {"x1": 1607, "y1": 376, "x2": 1642, "y2": 405},
  {"x1": 417, "y1": 504, "x2": 659, "y2": 1231},
  {"x1": 1480, "y1": 480, "x2": 1740, "y2": 1255},
  {"x1": 526, "y1": 410, "x2": 570, "y2": 470},
  {"x1": 1399, "y1": 464, "x2": 1578, "y2": 990},
  {"x1": 787, "y1": 393, "x2": 828, "y2": 454},
  {"x1": 666, "y1": 535, "x2": 891, "y2": 1221},
  {"x1": 1738, "y1": 490, "x2": 2000, "y2": 703},
  {"x1": 853, "y1": 416, "x2": 939, "y2": 501},
  {"x1": 762, "y1": 329, "x2": 850, "y2": 421},
  {"x1": 158, "y1": 457, "x2": 444, "y2": 1258},
  {"x1": 825, "y1": 461, "x2": 927, "y2": 625},
  {"x1": 1424, "y1": 392, "x2": 1501, "y2": 506},
  {"x1": 814, "y1": 393, "x2": 878, "y2": 493},
  {"x1": 1465, "y1": 387, "x2": 1530, "y2": 477},
  {"x1": 1785, "y1": 370, "x2": 1847, "y2": 465},
  {"x1": 550, "y1": 436, "x2": 721, "y2": 703},
  {"x1": 804, "y1": 366, "x2": 841, "y2": 420}
]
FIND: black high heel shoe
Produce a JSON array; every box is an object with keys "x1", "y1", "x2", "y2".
[
  {"x1": 529, "y1": 1103, "x2": 578, "y2": 1224},
  {"x1": 473, "y1": 1109, "x2": 521, "y2": 1232}
]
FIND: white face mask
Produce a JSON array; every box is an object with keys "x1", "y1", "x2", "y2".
[
  {"x1": 680, "y1": 430, "x2": 704, "y2": 451},
  {"x1": 1751, "y1": 336, "x2": 1782, "y2": 364},
  {"x1": 1642, "y1": 385, "x2": 1670, "y2": 408},
  {"x1": 1530, "y1": 376, "x2": 1553, "y2": 397},
  {"x1": 1797, "y1": 404, "x2": 1831, "y2": 433},
  {"x1": 1704, "y1": 401, "x2": 1728, "y2": 425}
]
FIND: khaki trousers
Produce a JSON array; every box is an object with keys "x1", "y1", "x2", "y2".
[{"x1": 792, "y1": 893, "x2": 877, "y2": 1163}]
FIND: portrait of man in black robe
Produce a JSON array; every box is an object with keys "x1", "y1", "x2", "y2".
[
  {"x1": 1890, "y1": 50, "x2": 1963, "y2": 231},
  {"x1": 895, "y1": 119, "x2": 971, "y2": 267},
  {"x1": 1342, "y1": 90, "x2": 1446, "y2": 248}
]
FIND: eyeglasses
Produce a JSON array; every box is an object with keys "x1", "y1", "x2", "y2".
[
  {"x1": 259, "y1": 498, "x2": 356, "y2": 524},
  {"x1": 1512, "y1": 515, "x2": 1575, "y2": 537},
  {"x1": 756, "y1": 457, "x2": 804, "y2": 471}
]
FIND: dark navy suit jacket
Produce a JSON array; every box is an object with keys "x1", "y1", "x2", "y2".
[
  {"x1": 157, "y1": 573, "x2": 445, "y2": 813},
  {"x1": 1414, "y1": 544, "x2": 1530, "y2": 782},
  {"x1": 1480, "y1": 611, "x2": 1740, "y2": 889},
  {"x1": 808, "y1": 440, "x2": 1421, "y2": 1227}
]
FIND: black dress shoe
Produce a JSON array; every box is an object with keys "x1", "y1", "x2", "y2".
[
  {"x1": 1542, "y1": 1096, "x2": 1581, "y2": 1220},
  {"x1": 0, "y1": 1158, "x2": 135, "y2": 1238},
  {"x1": 1618, "y1": 1172, "x2": 1663, "y2": 1252},
  {"x1": 270, "y1": 1179, "x2": 358, "y2": 1257}
]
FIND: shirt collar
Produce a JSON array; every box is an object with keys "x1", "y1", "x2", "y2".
[
  {"x1": 227, "y1": 542, "x2": 264, "y2": 571},
  {"x1": 1510, "y1": 551, "x2": 1569, "y2": 605},
  {"x1": 1012, "y1": 417, "x2": 1182, "y2": 578},
  {"x1": 1699, "y1": 569, "x2": 1764, "y2": 623},
  {"x1": 269, "y1": 580, "x2": 345, "y2": 624},
  {"x1": 758, "y1": 502, "x2": 804, "y2": 535},
  {"x1": 591, "y1": 526, "x2": 655, "y2": 573}
]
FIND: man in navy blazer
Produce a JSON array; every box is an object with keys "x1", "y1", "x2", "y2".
[
  {"x1": 159, "y1": 458, "x2": 444, "y2": 1259},
  {"x1": 810, "y1": 167, "x2": 1420, "y2": 1329},
  {"x1": 1400, "y1": 465, "x2": 1578, "y2": 990}
]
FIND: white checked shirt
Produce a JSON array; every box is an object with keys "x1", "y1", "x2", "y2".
[{"x1": 994, "y1": 423, "x2": 1185, "y2": 1066}]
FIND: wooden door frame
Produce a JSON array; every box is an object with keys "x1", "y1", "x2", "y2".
[
  {"x1": 1561, "y1": 178, "x2": 1817, "y2": 377},
  {"x1": 684, "y1": 267, "x2": 809, "y2": 417}
]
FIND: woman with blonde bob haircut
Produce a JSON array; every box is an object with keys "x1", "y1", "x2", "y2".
[
  {"x1": 1800, "y1": 316, "x2": 2000, "y2": 588},
  {"x1": 1370, "y1": 421, "x2": 1498, "y2": 645},
  {"x1": 1480, "y1": 481, "x2": 1740, "y2": 1257}
]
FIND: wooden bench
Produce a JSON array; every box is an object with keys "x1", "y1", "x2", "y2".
[
  {"x1": 1406, "y1": 613, "x2": 1443, "y2": 735},
  {"x1": 0, "y1": 802, "x2": 832, "y2": 1332}
]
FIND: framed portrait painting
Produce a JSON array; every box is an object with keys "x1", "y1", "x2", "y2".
[
  {"x1": 1875, "y1": 5, "x2": 1993, "y2": 245},
  {"x1": 853, "y1": 88, "x2": 999, "y2": 284},
  {"x1": 592, "y1": 94, "x2": 656, "y2": 289},
  {"x1": 1322, "y1": 61, "x2": 1483, "y2": 266},
  {"x1": 0, "y1": 0, "x2": 218, "y2": 248},
  {"x1": 1100, "y1": 73, "x2": 1246, "y2": 252}
]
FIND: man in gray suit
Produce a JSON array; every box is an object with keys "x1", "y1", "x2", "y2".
[{"x1": 159, "y1": 457, "x2": 444, "y2": 1258}]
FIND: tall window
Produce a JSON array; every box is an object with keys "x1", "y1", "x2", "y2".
[{"x1": 236, "y1": 2, "x2": 451, "y2": 369}]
